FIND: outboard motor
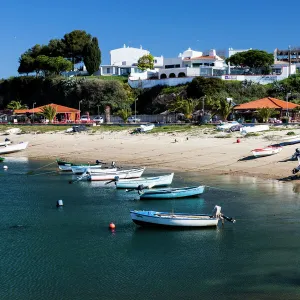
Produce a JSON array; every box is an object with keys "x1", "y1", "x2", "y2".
[
  {"x1": 4, "y1": 138, "x2": 10, "y2": 142},
  {"x1": 137, "y1": 184, "x2": 145, "y2": 195},
  {"x1": 111, "y1": 161, "x2": 116, "y2": 168},
  {"x1": 293, "y1": 167, "x2": 300, "y2": 174},
  {"x1": 95, "y1": 160, "x2": 101, "y2": 165},
  {"x1": 292, "y1": 148, "x2": 300, "y2": 160},
  {"x1": 212, "y1": 205, "x2": 222, "y2": 219}
]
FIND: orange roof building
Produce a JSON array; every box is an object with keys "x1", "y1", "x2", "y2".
[
  {"x1": 234, "y1": 97, "x2": 299, "y2": 111},
  {"x1": 15, "y1": 103, "x2": 80, "y2": 122}
]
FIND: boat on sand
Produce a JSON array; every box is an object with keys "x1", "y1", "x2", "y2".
[
  {"x1": 0, "y1": 142, "x2": 28, "y2": 155},
  {"x1": 252, "y1": 146, "x2": 282, "y2": 157}
]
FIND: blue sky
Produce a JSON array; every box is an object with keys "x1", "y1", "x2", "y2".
[{"x1": 0, "y1": 0, "x2": 297, "y2": 78}]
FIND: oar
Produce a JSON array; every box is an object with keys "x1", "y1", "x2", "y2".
[
  {"x1": 221, "y1": 214, "x2": 236, "y2": 223},
  {"x1": 105, "y1": 176, "x2": 120, "y2": 185}
]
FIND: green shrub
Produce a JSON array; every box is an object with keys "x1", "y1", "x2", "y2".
[{"x1": 287, "y1": 131, "x2": 296, "y2": 135}]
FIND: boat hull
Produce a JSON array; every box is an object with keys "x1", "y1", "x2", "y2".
[
  {"x1": 130, "y1": 211, "x2": 218, "y2": 227},
  {"x1": 116, "y1": 173, "x2": 174, "y2": 189},
  {"x1": 89, "y1": 168, "x2": 145, "y2": 181},
  {"x1": 0, "y1": 142, "x2": 28, "y2": 155},
  {"x1": 140, "y1": 186, "x2": 205, "y2": 199},
  {"x1": 252, "y1": 146, "x2": 282, "y2": 157},
  {"x1": 71, "y1": 165, "x2": 107, "y2": 175}
]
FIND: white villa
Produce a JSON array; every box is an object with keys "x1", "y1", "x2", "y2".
[{"x1": 100, "y1": 44, "x2": 163, "y2": 76}]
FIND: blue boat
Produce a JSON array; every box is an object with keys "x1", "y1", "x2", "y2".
[{"x1": 139, "y1": 185, "x2": 205, "y2": 199}]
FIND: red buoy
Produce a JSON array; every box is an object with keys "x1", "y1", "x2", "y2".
[
  {"x1": 109, "y1": 222, "x2": 116, "y2": 229},
  {"x1": 237, "y1": 139, "x2": 241, "y2": 143}
]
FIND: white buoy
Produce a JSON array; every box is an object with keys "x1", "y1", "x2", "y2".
[
  {"x1": 56, "y1": 199, "x2": 64, "y2": 207},
  {"x1": 3, "y1": 165, "x2": 8, "y2": 170}
]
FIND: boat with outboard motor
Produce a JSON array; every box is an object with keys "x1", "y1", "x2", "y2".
[
  {"x1": 87, "y1": 167, "x2": 145, "y2": 181},
  {"x1": 130, "y1": 205, "x2": 236, "y2": 228},
  {"x1": 57, "y1": 159, "x2": 103, "y2": 172},
  {"x1": 251, "y1": 146, "x2": 282, "y2": 158}
]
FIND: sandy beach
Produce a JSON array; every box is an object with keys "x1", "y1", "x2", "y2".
[{"x1": 2, "y1": 126, "x2": 300, "y2": 182}]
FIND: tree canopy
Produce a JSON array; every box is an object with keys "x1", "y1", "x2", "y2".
[
  {"x1": 83, "y1": 37, "x2": 101, "y2": 75},
  {"x1": 17, "y1": 30, "x2": 101, "y2": 76},
  {"x1": 225, "y1": 50, "x2": 274, "y2": 72},
  {"x1": 137, "y1": 54, "x2": 154, "y2": 71}
]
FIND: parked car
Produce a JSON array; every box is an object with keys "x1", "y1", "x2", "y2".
[
  {"x1": 93, "y1": 116, "x2": 104, "y2": 123},
  {"x1": 80, "y1": 115, "x2": 90, "y2": 123},
  {"x1": 127, "y1": 116, "x2": 141, "y2": 123}
]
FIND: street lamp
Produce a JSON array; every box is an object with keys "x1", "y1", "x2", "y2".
[
  {"x1": 32, "y1": 102, "x2": 36, "y2": 124},
  {"x1": 288, "y1": 45, "x2": 291, "y2": 77},
  {"x1": 286, "y1": 92, "x2": 292, "y2": 118}
]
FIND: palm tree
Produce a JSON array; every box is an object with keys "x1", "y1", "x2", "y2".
[
  {"x1": 168, "y1": 97, "x2": 199, "y2": 120},
  {"x1": 40, "y1": 105, "x2": 57, "y2": 123},
  {"x1": 216, "y1": 98, "x2": 235, "y2": 121},
  {"x1": 115, "y1": 108, "x2": 132, "y2": 123},
  {"x1": 6, "y1": 100, "x2": 27, "y2": 112},
  {"x1": 256, "y1": 107, "x2": 279, "y2": 123}
]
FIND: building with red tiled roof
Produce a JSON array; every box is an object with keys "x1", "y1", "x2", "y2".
[
  {"x1": 234, "y1": 97, "x2": 300, "y2": 122},
  {"x1": 15, "y1": 103, "x2": 80, "y2": 122}
]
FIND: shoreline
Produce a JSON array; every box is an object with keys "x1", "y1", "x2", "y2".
[{"x1": 1, "y1": 129, "x2": 300, "y2": 184}]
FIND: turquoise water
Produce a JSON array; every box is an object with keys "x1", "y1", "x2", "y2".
[{"x1": 1, "y1": 158, "x2": 300, "y2": 300}]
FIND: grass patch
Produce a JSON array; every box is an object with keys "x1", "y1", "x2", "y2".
[
  {"x1": 245, "y1": 132, "x2": 260, "y2": 137},
  {"x1": 286, "y1": 131, "x2": 296, "y2": 135},
  {"x1": 0, "y1": 125, "x2": 71, "y2": 133},
  {"x1": 215, "y1": 134, "x2": 232, "y2": 138}
]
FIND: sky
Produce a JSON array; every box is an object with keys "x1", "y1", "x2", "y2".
[{"x1": 0, "y1": 0, "x2": 298, "y2": 78}]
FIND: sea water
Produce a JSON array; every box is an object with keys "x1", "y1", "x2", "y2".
[{"x1": 0, "y1": 158, "x2": 300, "y2": 300}]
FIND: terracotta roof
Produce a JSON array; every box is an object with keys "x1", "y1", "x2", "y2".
[
  {"x1": 184, "y1": 56, "x2": 217, "y2": 61},
  {"x1": 234, "y1": 97, "x2": 299, "y2": 110},
  {"x1": 15, "y1": 103, "x2": 80, "y2": 114}
]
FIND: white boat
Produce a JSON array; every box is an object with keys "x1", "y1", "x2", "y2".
[
  {"x1": 0, "y1": 141, "x2": 28, "y2": 155},
  {"x1": 252, "y1": 146, "x2": 282, "y2": 157},
  {"x1": 240, "y1": 124, "x2": 269, "y2": 134},
  {"x1": 115, "y1": 173, "x2": 174, "y2": 189},
  {"x1": 140, "y1": 124, "x2": 155, "y2": 132},
  {"x1": 89, "y1": 167, "x2": 145, "y2": 181},
  {"x1": 280, "y1": 135, "x2": 300, "y2": 145},
  {"x1": 5, "y1": 128, "x2": 21, "y2": 135},
  {"x1": 71, "y1": 166, "x2": 117, "y2": 175},
  {"x1": 130, "y1": 206, "x2": 236, "y2": 228},
  {"x1": 216, "y1": 121, "x2": 239, "y2": 131}
]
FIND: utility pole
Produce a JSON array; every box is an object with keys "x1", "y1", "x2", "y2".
[{"x1": 288, "y1": 45, "x2": 291, "y2": 77}]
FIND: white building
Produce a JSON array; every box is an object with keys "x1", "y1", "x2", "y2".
[
  {"x1": 129, "y1": 47, "x2": 226, "y2": 80},
  {"x1": 100, "y1": 44, "x2": 163, "y2": 76}
]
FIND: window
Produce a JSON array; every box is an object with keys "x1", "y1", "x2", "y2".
[
  {"x1": 210, "y1": 63, "x2": 215, "y2": 66},
  {"x1": 154, "y1": 60, "x2": 157, "y2": 63},
  {"x1": 204, "y1": 63, "x2": 209, "y2": 66},
  {"x1": 122, "y1": 61, "x2": 126, "y2": 65},
  {"x1": 107, "y1": 68, "x2": 110, "y2": 74}
]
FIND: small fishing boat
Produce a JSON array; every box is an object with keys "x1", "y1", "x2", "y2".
[
  {"x1": 0, "y1": 141, "x2": 28, "y2": 155},
  {"x1": 57, "y1": 159, "x2": 103, "y2": 172},
  {"x1": 130, "y1": 205, "x2": 236, "y2": 228},
  {"x1": 137, "y1": 185, "x2": 205, "y2": 199},
  {"x1": 114, "y1": 173, "x2": 174, "y2": 189},
  {"x1": 240, "y1": 124, "x2": 269, "y2": 134},
  {"x1": 0, "y1": 157, "x2": 5, "y2": 162},
  {"x1": 139, "y1": 124, "x2": 155, "y2": 132},
  {"x1": 251, "y1": 146, "x2": 282, "y2": 158},
  {"x1": 88, "y1": 168, "x2": 145, "y2": 181}
]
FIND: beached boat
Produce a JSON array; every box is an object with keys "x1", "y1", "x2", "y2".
[
  {"x1": 71, "y1": 165, "x2": 118, "y2": 175},
  {"x1": 280, "y1": 135, "x2": 300, "y2": 146},
  {"x1": 138, "y1": 185, "x2": 205, "y2": 199},
  {"x1": 88, "y1": 168, "x2": 145, "y2": 181},
  {"x1": 57, "y1": 159, "x2": 102, "y2": 172},
  {"x1": 0, "y1": 141, "x2": 28, "y2": 155},
  {"x1": 130, "y1": 205, "x2": 236, "y2": 228},
  {"x1": 252, "y1": 146, "x2": 282, "y2": 157},
  {"x1": 216, "y1": 121, "x2": 239, "y2": 131},
  {"x1": 240, "y1": 124, "x2": 270, "y2": 134},
  {"x1": 140, "y1": 124, "x2": 155, "y2": 132},
  {"x1": 115, "y1": 173, "x2": 174, "y2": 189}
]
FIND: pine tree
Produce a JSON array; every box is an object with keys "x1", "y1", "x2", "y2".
[{"x1": 83, "y1": 37, "x2": 101, "y2": 75}]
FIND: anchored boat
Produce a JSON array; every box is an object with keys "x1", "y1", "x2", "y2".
[
  {"x1": 130, "y1": 205, "x2": 236, "y2": 228},
  {"x1": 88, "y1": 168, "x2": 145, "y2": 181},
  {"x1": 114, "y1": 173, "x2": 174, "y2": 189},
  {"x1": 135, "y1": 185, "x2": 205, "y2": 199}
]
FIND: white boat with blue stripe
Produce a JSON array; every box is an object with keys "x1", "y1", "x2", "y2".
[{"x1": 138, "y1": 185, "x2": 205, "y2": 199}]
